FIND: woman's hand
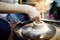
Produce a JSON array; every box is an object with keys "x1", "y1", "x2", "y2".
[{"x1": 21, "y1": 5, "x2": 41, "y2": 20}]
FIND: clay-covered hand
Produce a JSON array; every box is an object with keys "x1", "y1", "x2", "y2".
[{"x1": 20, "y1": 5, "x2": 41, "y2": 21}]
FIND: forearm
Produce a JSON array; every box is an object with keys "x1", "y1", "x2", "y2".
[
  {"x1": 0, "y1": 2, "x2": 29, "y2": 13},
  {"x1": 0, "y1": 2, "x2": 41, "y2": 20}
]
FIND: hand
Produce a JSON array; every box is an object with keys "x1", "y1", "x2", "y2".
[{"x1": 21, "y1": 5, "x2": 41, "y2": 21}]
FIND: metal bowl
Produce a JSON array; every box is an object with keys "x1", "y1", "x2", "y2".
[{"x1": 14, "y1": 21, "x2": 56, "y2": 40}]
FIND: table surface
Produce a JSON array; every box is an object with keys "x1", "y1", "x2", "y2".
[{"x1": 42, "y1": 19, "x2": 60, "y2": 23}]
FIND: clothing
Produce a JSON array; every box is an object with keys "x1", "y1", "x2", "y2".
[
  {"x1": 0, "y1": 14, "x2": 8, "y2": 18},
  {"x1": 7, "y1": 13, "x2": 30, "y2": 24},
  {"x1": 0, "y1": 0, "x2": 15, "y2": 40},
  {"x1": 7, "y1": 14, "x2": 21, "y2": 23},
  {"x1": 0, "y1": 19, "x2": 11, "y2": 40}
]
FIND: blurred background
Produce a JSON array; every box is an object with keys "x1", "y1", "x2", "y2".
[{"x1": 0, "y1": 0, "x2": 60, "y2": 40}]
